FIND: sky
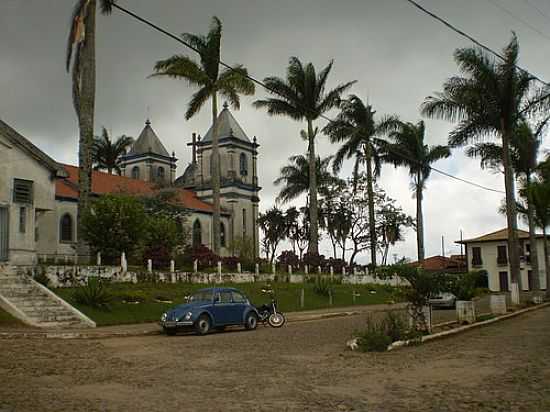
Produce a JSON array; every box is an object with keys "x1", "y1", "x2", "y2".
[{"x1": 2, "y1": 0, "x2": 550, "y2": 263}]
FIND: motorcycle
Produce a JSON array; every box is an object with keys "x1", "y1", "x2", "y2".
[{"x1": 256, "y1": 287, "x2": 286, "y2": 328}]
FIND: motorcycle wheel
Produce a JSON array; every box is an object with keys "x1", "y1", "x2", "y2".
[{"x1": 268, "y1": 312, "x2": 286, "y2": 328}]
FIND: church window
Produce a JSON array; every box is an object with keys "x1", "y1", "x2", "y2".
[
  {"x1": 60, "y1": 213, "x2": 73, "y2": 242},
  {"x1": 239, "y1": 153, "x2": 248, "y2": 176},
  {"x1": 131, "y1": 166, "x2": 140, "y2": 179},
  {"x1": 220, "y1": 222, "x2": 226, "y2": 248},
  {"x1": 192, "y1": 220, "x2": 202, "y2": 248},
  {"x1": 157, "y1": 166, "x2": 165, "y2": 181}
]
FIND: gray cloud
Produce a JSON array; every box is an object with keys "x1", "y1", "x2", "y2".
[{"x1": 1, "y1": 0, "x2": 550, "y2": 262}]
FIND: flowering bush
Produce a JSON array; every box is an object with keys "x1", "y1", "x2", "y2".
[{"x1": 277, "y1": 250, "x2": 300, "y2": 268}]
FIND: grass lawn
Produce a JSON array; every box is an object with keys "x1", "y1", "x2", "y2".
[
  {"x1": 54, "y1": 282, "x2": 399, "y2": 326},
  {"x1": 0, "y1": 307, "x2": 27, "y2": 328}
]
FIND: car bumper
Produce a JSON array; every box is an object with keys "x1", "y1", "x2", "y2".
[{"x1": 160, "y1": 320, "x2": 194, "y2": 328}]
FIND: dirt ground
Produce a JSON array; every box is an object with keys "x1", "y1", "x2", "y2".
[{"x1": 1, "y1": 307, "x2": 549, "y2": 412}]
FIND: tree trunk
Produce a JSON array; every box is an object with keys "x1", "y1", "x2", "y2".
[
  {"x1": 307, "y1": 119, "x2": 319, "y2": 255},
  {"x1": 76, "y1": 1, "x2": 96, "y2": 259},
  {"x1": 544, "y1": 226, "x2": 550, "y2": 298},
  {"x1": 211, "y1": 93, "x2": 221, "y2": 254},
  {"x1": 526, "y1": 174, "x2": 540, "y2": 290},
  {"x1": 365, "y1": 146, "x2": 377, "y2": 268},
  {"x1": 416, "y1": 176, "x2": 425, "y2": 261},
  {"x1": 501, "y1": 120, "x2": 521, "y2": 287}
]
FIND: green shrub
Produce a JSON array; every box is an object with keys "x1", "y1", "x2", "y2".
[
  {"x1": 33, "y1": 271, "x2": 50, "y2": 288},
  {"x1": 357, "y1": 316, "x2": 393, "y2": 352},
  {"x1": 73, "y1": 278, "x2": 112, "y2": 310},
  {"x1": 313, "y1": 276, "x2": 332, "y2": 297},
  {"x1": 383, "y1": 310, "x2": 408, "y2": 342},
  {"x1": 449, "y1": 271, "x2": 480, "y2": 301}
]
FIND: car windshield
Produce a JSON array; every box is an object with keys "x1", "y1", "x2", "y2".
[{"x1": 188, "y1": 290, "x2": 213, "y2": 303}]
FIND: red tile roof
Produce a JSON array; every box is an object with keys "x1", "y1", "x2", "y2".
[
  {"x1": 409, "y1": 255, "x2": 466, "y2": 272},
  {"x1": 56, "y1": 164, "x2": 217, "y2": 214}
]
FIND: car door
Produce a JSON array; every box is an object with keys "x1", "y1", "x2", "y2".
[
  {"x1": 231, "y1": 291, "x2": 248, "y2": 323},
  {"x1": 211, "y1": 291, "x2": 236, "y2": 325}
]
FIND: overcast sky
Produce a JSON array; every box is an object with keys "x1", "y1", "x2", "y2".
[{"x1": 2, "y1": 0, "x2": 550, "y2": 263}]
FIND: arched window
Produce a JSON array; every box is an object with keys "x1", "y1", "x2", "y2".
[
  {"x1": 220, "y1": 222, "x2": 226, "y2": 248},
  {"x1": 131, "y1": 166, "x2": 140, "y2": 179},
  {"x1": 192, "y1": 220, "x2": 202, "y2": 248},
  {"x1": 239, "y1": 153, "x2": 248, "y2": 176},
  {"x1": 60, "y1": 214, "x2": 73, "y2": 242},
  {"x1": 157, "y1": 166, "x2": 165, "y2": 181}
]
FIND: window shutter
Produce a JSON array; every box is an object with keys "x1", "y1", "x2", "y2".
[{"x1": 13, "y1": 179, "x2": 33, "y2": 204}]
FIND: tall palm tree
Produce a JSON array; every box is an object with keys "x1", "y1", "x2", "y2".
[
  {"x1": 92, "y1": 127, "x2": 134, "y2": 175},
  {"x1": 466, "y1": 119, "x2": 548, "y2": 289},
  {"x1": 523, "y1": 179, "x2": 550, "y2": 298},
  {"x1": 66, "y1": 0, "x2": 116, "y2": 253},
  {"x1": 323, "y1": 95, "x2": 385, "y2": 267},
  {"x1": 151, "y1": 17, "x2": 255, "y2": 254},
  {"x1": 379, "y1": 119, "x2": 450, "y2": 261},
  {"x1": 254, "y1": 57, "x2": 355, "y2": 254},
  {"x1": 274, "y1": 154, "x2": 344, "y2": 204},
  {"x1": 421, "y1": 34, "x2": 549, "y2": 292}
]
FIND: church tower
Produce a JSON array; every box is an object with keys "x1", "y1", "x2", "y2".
[
  {"x1": 119, "y1": 120, "x2": 177, "y2": 184},
  {"x1": 175, "y1": 103, "x2": 261, "y2": 258}
]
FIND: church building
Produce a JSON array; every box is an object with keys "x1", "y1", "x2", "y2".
[{"x1": 0, "y1": 105, "x2": 260, "y2": 264}]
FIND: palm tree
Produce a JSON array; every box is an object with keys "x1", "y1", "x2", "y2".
[
  {"x1": 92, "y1": 127, "x2": 133, "y2": 175},
  {"x1": 66, "y1": 0, "x2": 116, "y2": 252},
  {"x1": 254, "y1": 57, "x2": 355, "y2": 254},
  {"x1": 379, "y1": 119, "x2": 450, "y2": 261},
  {"x1": 151, "y1": 17, "x2": 255, "y2": 254},
  {"x1": 274, "y1": 154, "x2": 344, "y2": 204},
  {"x1": 421, "y1": 34, "x2": 549, "y2": 292},
  {"x1": 466, "y1": 119, "x2": 548, "y2": 289},
  {"x1": 323, "y1": 95, "x2": 386, "y2": 267},
  {"x1": 523, "y1": 179, "x2": 550, "y2": 298}
]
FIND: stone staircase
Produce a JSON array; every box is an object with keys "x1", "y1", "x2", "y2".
[{"x1": 0, "y1": 265, "x2": 95, "y2": 328}]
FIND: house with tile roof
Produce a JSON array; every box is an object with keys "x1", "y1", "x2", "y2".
[
  {"x1": 456, "y1": 228, "x2": 548, "y2": 292},
  {"x1": 0, "y1": 108, "x2": 260, "y2": 264}
]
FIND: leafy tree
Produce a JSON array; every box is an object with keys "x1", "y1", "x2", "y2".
[
  {"x1": 323, "y1": 95, "x2": 386, "y2": 267},
  {"x1": 379, "y1": 119, "x2": 450, "y2": 261},
  {"x1": 421, "y1": 34, "x2": 549, "y2": 288},
  {"x1": 81, "y1": 195, "x2": 149, "y2": 259},
  {"x1": 320, "y1": 184, "x2": 353, "y2": 260},
  {"x1": 66, "y1": 0, "x2": 117, "y2": 251},
  {"x1": 467, "y1": 119, "x2": 548, "y2": 289},
  {"x1": 377, "y1": 195, "x2": 414, "y2": 266},
  {"x1": 144, "y1": 215, "x2": 185, "y2": 268},
  {"x1": 254, "y1": 57, "x2": 355, "y2": 254},
  {"x1": 522, "y1": 177, "x2": 550, "y2": 298},
  {"x1": 258, "y1": 207, "x2": 287, "y2": 264},
  {"x1": 274, "y1": 154, "x2": 344, "y2": 203},
  {"x1": 151, "y1": 16, "x2": 255, "y2": 254},
  {"x1": 92, "y1": 127, "x2": 133, "y2": 174}
]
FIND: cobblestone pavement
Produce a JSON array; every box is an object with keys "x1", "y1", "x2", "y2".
[{"x1": 0, "y1": 305, "x2": 548, "y2": 412}]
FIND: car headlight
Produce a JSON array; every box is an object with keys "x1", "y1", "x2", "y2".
[
  {"x1": 161, "y1": 312, "x2": 167, "y2": 322},
  {"x1": 184, "y1": 312, "x2": 192, "y2": 320}
]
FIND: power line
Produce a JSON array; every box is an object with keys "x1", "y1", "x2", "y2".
[
  {"x1": 486, "y1": 0, "x2": 550, "y2": 42},
  {"x1": 520, "y1": 0, "x2": 550, "y2": 24},
  {"x1": 403, "y1": 0, "x2": 550, "y2": 87},
  {"x1": 109, "y1": 1, "x2": 505, "y2": 194}
]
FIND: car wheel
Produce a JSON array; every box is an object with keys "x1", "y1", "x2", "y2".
[
  {"x1": 245, "y1": 312, "x2": 258, "y2": 330},
  {"x1": 164, "y1": 327, "x2": 177, "y2": 336},
  {"x1": 195, "y1": 314, "x2": 211, "y2": 335}
]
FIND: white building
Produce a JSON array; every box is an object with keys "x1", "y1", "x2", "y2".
[
  {"x1": 0, "y1": 107, "x2": 261, "y2": 265},
  {"x1": 457, "y1": 228, "x2": 548, "y2": 292}
]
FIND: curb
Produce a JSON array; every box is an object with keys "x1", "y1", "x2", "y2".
[
  {"x1": 0, "y1": 303, "x2": 413, "y2": 340},
  {"x1": 388, "y1": 302, "x2": 550, "y2": 351},
  {"x1": 0, "y1": 308, "x2": 371, "y2": 340}
]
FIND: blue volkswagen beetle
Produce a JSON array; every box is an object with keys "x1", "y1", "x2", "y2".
[{"x1": 159, "y1": 287, "x2": 259, "y2": 336}]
